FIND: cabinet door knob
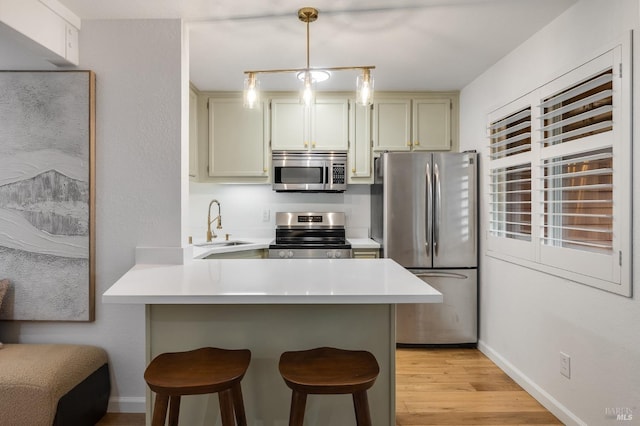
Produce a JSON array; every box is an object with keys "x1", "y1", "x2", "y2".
[
  {"x1": 312, "y1": 142, "x2": 316, "y2": 148},
  {"x1": 304, "y1": 141, "x2": 308, "y2": 147},
  {"x1": 406, "y1": 141, "x2": 412, "y2": 147},
  {"x1": 415, "y1": 141, "x2": 420, "y2": 146},
  {"x1": 352, "y1": 168, "x2": 356, "y2": 173}
]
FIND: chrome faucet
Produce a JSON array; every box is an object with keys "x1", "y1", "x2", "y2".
[{"x1": 207, "y1": 199, "x2": 222, "y2": 242}]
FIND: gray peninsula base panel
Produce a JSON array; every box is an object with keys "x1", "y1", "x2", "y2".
[{"x1": 146, "y1": 304, "x2": 395, "y2": 425}]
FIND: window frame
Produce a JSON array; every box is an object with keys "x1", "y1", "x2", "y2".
[{"x1": 485, "y1": 33, "x2": 632, "y2": 297}]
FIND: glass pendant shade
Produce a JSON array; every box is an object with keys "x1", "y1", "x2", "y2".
[
  {"x1": 300, "y1": 72, "x2": 315, "y2": 107},
  {"x1": 243, "y1": 74, "x2": 260, "y2": 109},
  {"x1": 356, "y1": 70, "x2": 374, "y2": 106}
]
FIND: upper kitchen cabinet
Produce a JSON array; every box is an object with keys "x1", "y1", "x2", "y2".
[
  {"x1": 207, "y1": 97, "x2": 269, "y2": 181},
  {"x1": 372, "y1": 99, "x2": 412, "y2": 151},
  {"x1": 348, "y1": 102, "x2": 373, "y2": 184},
  {"x1": 412, "y1": 98, "x2": 452, "y2": 151},
  {"x1": 271, "y1": 98, "x2": 349, "y2": 151},
  {"x1": 189, "y1": 86, "x2": 199, "y2": 179},
  {"x1": 372, "y1": 94, "x2": 459, "y2": 152}
]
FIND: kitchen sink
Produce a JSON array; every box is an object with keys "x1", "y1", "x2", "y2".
[{"x1": 194, "y1": 241, "x2": 251, "y2": 247}]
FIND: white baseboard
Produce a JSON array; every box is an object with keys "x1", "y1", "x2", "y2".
[
  {"x1": 107, "y1": 396, "x2": 145, "y2": 413},
  {"x1": 478, "y1": 340, "x2": 586, "y2": 426}
]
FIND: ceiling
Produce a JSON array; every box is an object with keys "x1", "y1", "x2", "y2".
[{"x1": 33, "y1": 0, "x2": 577, "y2": 92}]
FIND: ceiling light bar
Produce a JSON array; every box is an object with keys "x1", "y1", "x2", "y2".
[{"x1": 243, "y1": 7, "x2": 376, "y2": 109}]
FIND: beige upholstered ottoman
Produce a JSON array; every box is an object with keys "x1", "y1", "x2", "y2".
[{"x1": 0, "y1": 344, "x2": 110, "y2": 426}]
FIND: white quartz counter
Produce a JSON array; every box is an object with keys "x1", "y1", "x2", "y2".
[{"x1": 102, "y1": 258, "x2": 441, "y2": 305}]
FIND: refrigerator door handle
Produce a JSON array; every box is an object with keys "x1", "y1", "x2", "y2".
[
  {"x1": 426, "y1": 161, "x2": 432, "y2": 256},
  {"x1": 434, "y1": 162, "x2": 441, "y2": 256},
  {"x1": 412, "y1": 271, "x2": 469, "y2": 280}
]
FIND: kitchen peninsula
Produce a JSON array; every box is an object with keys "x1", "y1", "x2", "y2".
[{"x1": 103, "y1": 258, "x2": 442, "y2": 425}]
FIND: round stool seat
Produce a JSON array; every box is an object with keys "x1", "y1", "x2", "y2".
[
  {"x1": 279, "y1": 347, "x2": 380, "y2": 426},
  {"x1": 144, "y1": 347, "x2": 251, "y2": 426}
]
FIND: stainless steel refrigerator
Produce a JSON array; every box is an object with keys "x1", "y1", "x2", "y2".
[{"x1": 371, "y1": 151, "x2": 478, "y2": 345}]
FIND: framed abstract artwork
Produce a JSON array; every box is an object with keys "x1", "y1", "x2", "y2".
[{"x1": 0, "y1": 71, "x2": 96, "y2": 321}]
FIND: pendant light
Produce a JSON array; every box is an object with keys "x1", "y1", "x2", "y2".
[{"x1": 243, "y1": 7, "x2": 375, "y2": 108}]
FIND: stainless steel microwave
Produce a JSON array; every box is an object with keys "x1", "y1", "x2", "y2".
[{"x1": 272, "y1": 151, "x2": 347, "y2": 192}]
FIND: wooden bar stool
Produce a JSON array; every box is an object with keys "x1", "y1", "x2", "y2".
[
  {"x1": 278, "y1": 347, "x2": 380, "y2": 426},
  {"x1": 144, "y1": 347, "x2": 251, "y2": 426}
]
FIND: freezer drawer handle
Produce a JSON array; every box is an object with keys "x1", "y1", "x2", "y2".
[{"x1": 413, "y1": 272, "x2": 469, "y2": 279}]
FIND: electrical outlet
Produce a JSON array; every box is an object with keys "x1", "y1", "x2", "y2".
[
  {"x1": 262, "y1": 209, "x2": 270, "y2": 222},
  {"x1": 560, "y1": 352, "x2": 571, "y2": 378}
]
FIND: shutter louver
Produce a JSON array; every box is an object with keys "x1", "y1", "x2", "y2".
[
  {"x1": 489, "y1": 107, "x2": 531, "y2": 159},
  {"x1": 489, "y1": 163, "x2": 532, "y2": 241},
  {"x1": 539, "y1": 70, "x2": 613, "y2": 146},
  {"x1": 540, "y1": 148, "x2": 613, "y2": 252}
]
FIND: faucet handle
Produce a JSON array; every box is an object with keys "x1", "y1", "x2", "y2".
[{"x1": 225, "y1": 233, "x2": 231, "y2": 241}]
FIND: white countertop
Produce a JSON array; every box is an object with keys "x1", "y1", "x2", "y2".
[{"x1": 102, "y1": 258, "x2": 441, "y2": 305}]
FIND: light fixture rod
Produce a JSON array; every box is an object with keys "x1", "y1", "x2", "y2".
[
  {"x1": 244, "y1": 66, "x2": 375, "y2": 75},
  {"x1": 306, "y1": 9, "x2": 310, "y2": 70}
]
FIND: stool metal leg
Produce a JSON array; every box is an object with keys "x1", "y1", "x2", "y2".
[
  {"x1": 353, "y1": 391, "x2": 372, "y2": 426},
  {"x1": 151, "y1": 394, "x2": 169, "y2": 426}
]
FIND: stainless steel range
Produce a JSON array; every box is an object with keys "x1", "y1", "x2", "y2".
[{"x1": 268, "y1": 212, "x2": 352, "y2": 259}]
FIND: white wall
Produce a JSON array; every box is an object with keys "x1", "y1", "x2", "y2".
[
  {"x1": 0, "y1": 19, "x2": 184, "y2": 412},
  {"x1": 189, "y1": 183, "x2": 372, "y2": 241},
  {"x1": 460, "y1": 0, "x2": 639, "y2": 424}
]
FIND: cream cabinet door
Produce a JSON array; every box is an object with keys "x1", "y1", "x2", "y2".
[
  {"x1": 271, "y1": 98, "x2": 348, "y2": 151},
  {"x1": 189, "y1": 87, "x2": 199, "y2": 179},
  {"x1": 311, "y1": 98, "x2": 349, "y2": 151},
  {"x1": 372, "y1": 99, "x2": 411, "y2": 151},
  {"x1": 348, "y1": 102, "x2": 373, "y2": 183},
  {"x1": 271, "y1": 99, "x2": 306, "y2": 150},
  {"x1": 208, "y1": 98, "x2": 269, "y2": 177},
  {"x1": 412, "y1": 98, "x2": 451, "y2": 151}
]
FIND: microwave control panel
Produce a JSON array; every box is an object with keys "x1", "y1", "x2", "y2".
[{"x1": 332, "y1": 163, "x2": 346, "y2": 184}]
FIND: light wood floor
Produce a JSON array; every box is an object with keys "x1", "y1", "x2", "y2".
[
  {"x1": 97, "y1": 348, "x2": 562, "y2": 426},
  {"x1": 396, "y1": 348, "x2": 562, "y2": 425}
]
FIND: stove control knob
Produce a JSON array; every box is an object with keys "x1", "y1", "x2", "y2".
[
  {"x1": 288, "y1": 251, "x2": 294, "y2": 258},
  {"x1": 335, "y1": 251, "x2": 342, "y2": 258},
  {"x1": 279, "y1": 250, "x2": 287, "y2": 258},
  {"x1": 326, "y1": 251, "x2": 333, "y2": 259}
]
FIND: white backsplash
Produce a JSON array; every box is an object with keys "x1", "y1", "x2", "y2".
[{"x1": 189, "y1": 183, "x2": 371, "y2": 243}]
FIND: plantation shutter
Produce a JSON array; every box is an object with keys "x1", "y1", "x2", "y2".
[
  {"x1": 485, "y1": 37, "x2": 630, "y2": 296},
  {"x1": 535, "y1": 45, "x2": 629, "y2": 291},
  {"x1": 487, "y1": 103, "x2": 534, "y2": 260}
]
